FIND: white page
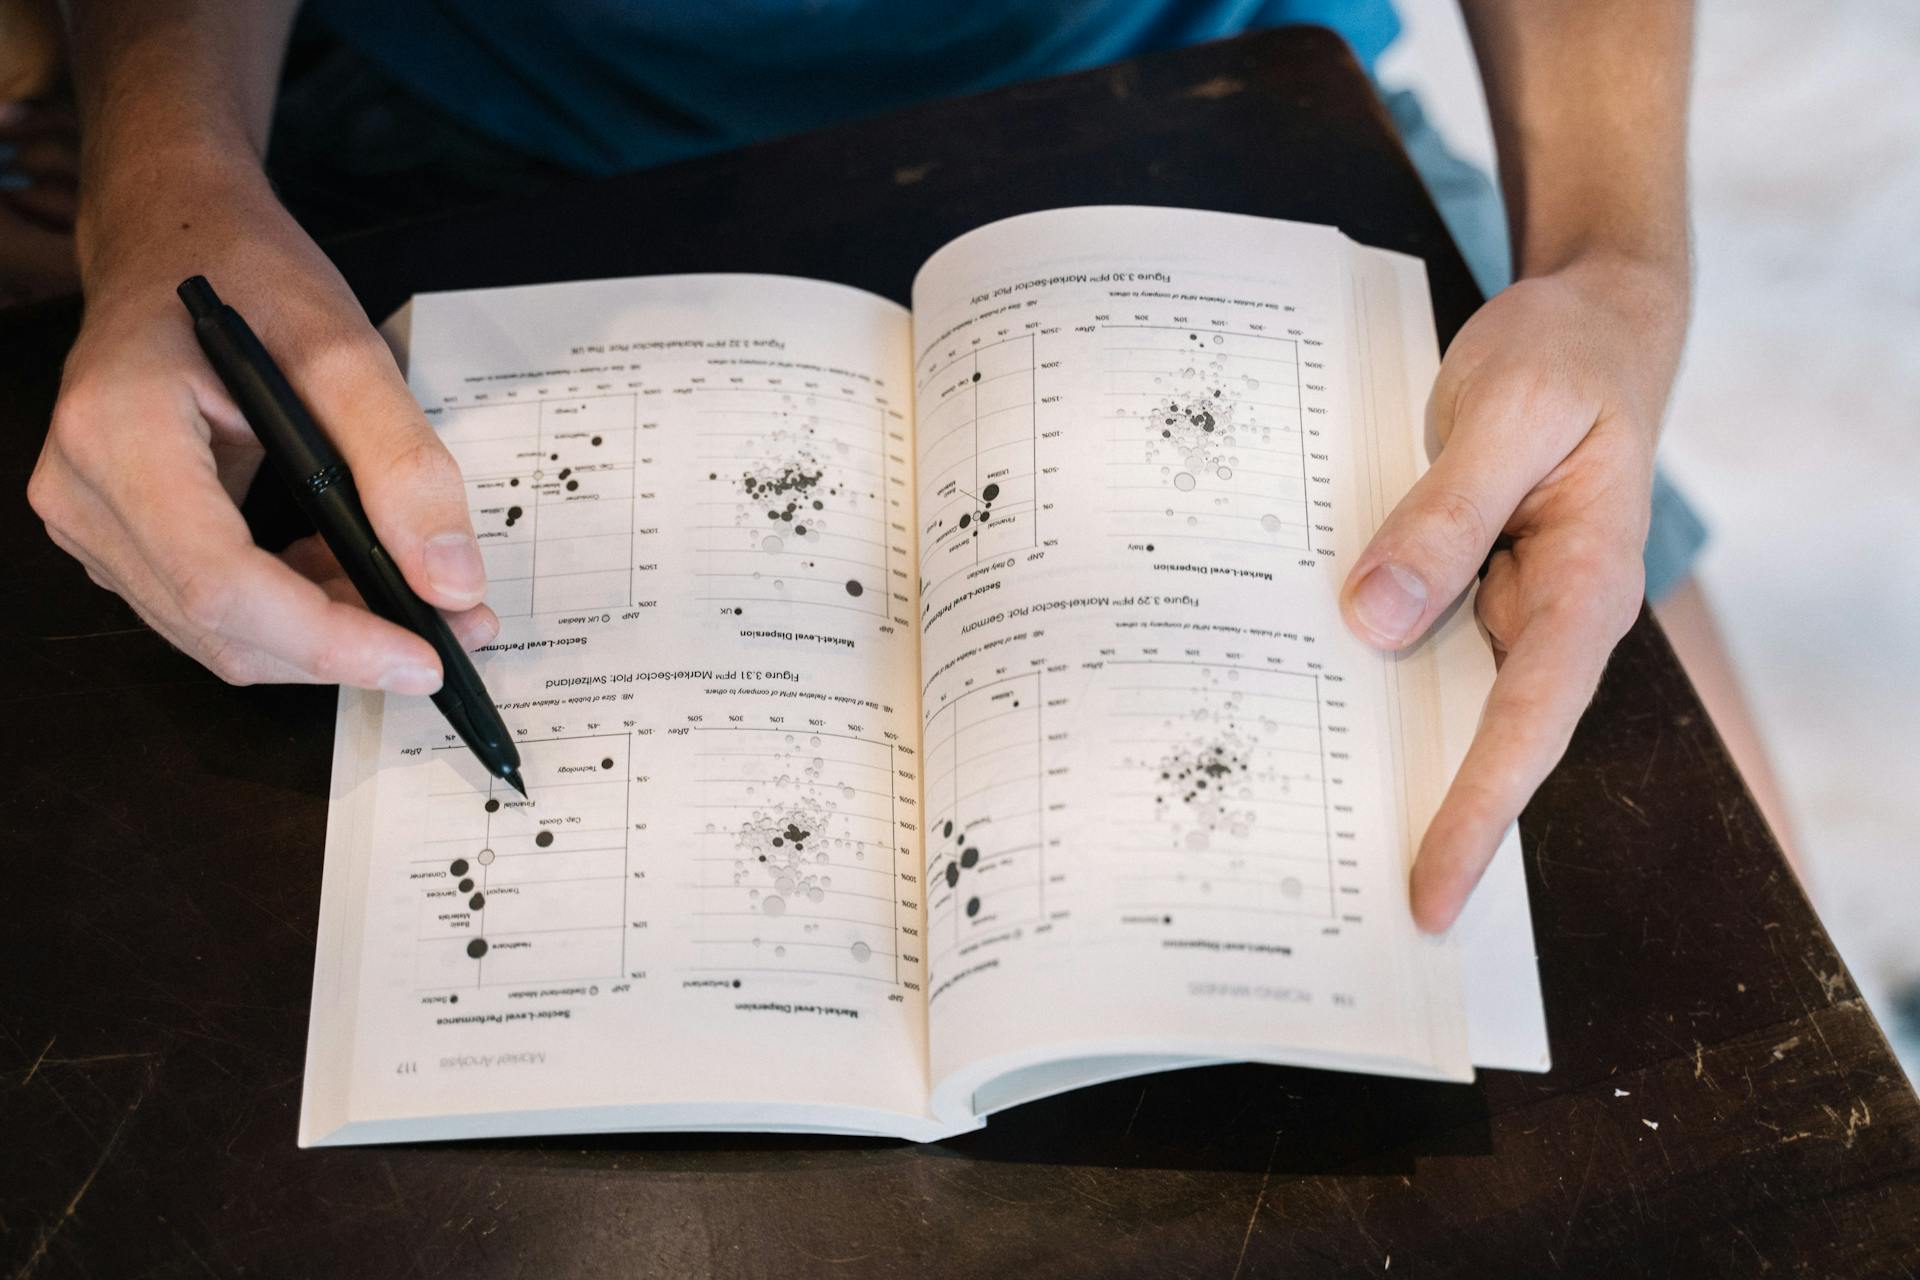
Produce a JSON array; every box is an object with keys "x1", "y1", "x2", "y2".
[
  {"x1": 905, "y1": 209, "x2": 1477, "y2": 1113},
  {"x1": 1347, "y1": 245, "x2": 1550, "y2": 1074},
  {"x1": 301, "y1": 275, "x2": 942, "y2": 1145}
]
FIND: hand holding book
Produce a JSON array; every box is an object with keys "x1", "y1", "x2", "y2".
[{"x1": 1342, "y1": 252, "x2": 1687, "y2": 932}]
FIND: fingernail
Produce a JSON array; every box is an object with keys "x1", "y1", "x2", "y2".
[
  {"x1": 0, "y1": 171, "x2": 31, "y2": 192},
  {"x1": 378, "y1": 663, "x2": 442, "y2": 696},
  {"x1": 454, "y1": 608, "x2": 500, "y2": 650},
  {"x1": 424, "y1": 532, "x2": 485, "y2": 602},
  {"x1": 1351, "y1": 562, "x2": 1428, "y2": 645}
]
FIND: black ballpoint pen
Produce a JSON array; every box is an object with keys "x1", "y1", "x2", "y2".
[{"x1": 178, "y1": 275, "x2": 526, "y2": 797}]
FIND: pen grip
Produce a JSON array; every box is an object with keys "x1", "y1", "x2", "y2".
[
  {"x1": 310, "y1": 477, "x2": 506, "y2": 752},
  {"x1": 313, "y1": 476, "x2": 454, "y2": 641},
  {"x1": 178, "y1": 276, "x2": 519, "y2": 779}
]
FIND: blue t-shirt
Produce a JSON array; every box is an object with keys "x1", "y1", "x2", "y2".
[{"x1": 309, "y1": 1, "x2": 1400, "y2": 175}]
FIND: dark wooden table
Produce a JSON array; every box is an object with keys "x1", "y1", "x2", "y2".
[{"x1": 3, "y1": 27, "x2": 1916, "y2": 1279}]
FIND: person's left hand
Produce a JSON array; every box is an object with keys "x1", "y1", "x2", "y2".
[{"x1": 1338, "y1": 250, "x2": 1688, "y2": 933}]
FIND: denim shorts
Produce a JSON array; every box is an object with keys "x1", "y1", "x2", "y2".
[{"x1": 1382, "y1": 89, "x2": 1707, "y2": 603}]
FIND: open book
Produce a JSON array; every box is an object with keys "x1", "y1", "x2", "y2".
[{"x1": 300, "y1": 207, "x2": 1548, "y2": 1147}]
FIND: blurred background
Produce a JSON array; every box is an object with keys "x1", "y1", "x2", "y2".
[{"x1": 1383, "y1": 0, "x2": 1920, "y2": 1080}]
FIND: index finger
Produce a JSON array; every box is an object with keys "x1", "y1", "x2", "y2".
[
  {"x1": 276, "y1": 325, "x2": 487, "y2": 613},
  {"x1": 1409, "y1": 597, "x2": 1619, "y2": 933},
  {"x1": 84, "y1": 412, "x2": 445, "y2": 690}
]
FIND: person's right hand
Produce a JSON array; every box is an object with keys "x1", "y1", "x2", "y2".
[{"x1": 28, "y1": 159, "x2": 497, "y2": 691}]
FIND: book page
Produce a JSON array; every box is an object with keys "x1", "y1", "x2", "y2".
[
  {"x1": 301, "y1": 275, "x2": 943, "y2": 1144},
  {"x1": 906, "y1": 209, "x2": 1476, "y2": 1112},
  {"x1": 1348, "y1": 245, "x2": 1550, "y2": 1074}
]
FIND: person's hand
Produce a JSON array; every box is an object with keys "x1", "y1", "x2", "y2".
[
  {"x1": 28, "y1": 156, "x2": 497, "y2": 690},
  {"x1": 1339, "y1": 251, "x2": 1688, "y2": 933}
]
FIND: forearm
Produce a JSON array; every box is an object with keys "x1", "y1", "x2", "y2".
[
  {"x1": 1458, "y1": 0, "x2": 1693, "y2": 281},
  {"x1": 64, "y1": 0, "x2": 300, "y2": 281}
]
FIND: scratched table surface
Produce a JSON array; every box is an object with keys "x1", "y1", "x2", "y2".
[{"x1": 2, "y1": 27, "x2": 1916, "y2": 1280}]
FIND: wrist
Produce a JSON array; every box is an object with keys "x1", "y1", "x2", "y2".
[
  {"x1": 1531, "y1": 247, "x2": 1691, "y2": 435},
  {"x1": 1524, "y1": 230, "x2": 1687, "y2": 278},
  {"x1": 1515, "y1": 215, "x2": 1690, "y2": 293},
  {"x1": 1525, "y1": 242, "x2": 1691, "y2": 332},
  {"x1": 75, "y1": 138, "x2": 276, "y2": 293}
]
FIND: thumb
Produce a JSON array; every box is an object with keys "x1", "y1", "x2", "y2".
[
  {"x1": 300, "y1": 335, "x2": 486, "y2": 612},
  {"x1": 1340, "y1": 433, "x2": 1539, "y2": 652}
]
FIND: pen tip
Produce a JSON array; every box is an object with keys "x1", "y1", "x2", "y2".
[{"x1": 503, "y1": 768, "x2": 528, "y2": 798}]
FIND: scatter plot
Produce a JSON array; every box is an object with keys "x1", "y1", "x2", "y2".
[
  {"x1": 915, "y1": 337, "x2": 1040, "y2": 593},
  {"x1": 411, "y1": 734, "x2": 632, "y2": 989},
  {"x1": 696, "y1": 385, "x2": 896, "y2": 623},
  {"x1": 1101, "y1": 660, "x2": 1335, "y2": 921},
  {"x1": 1099, "y1": 324, "x2": 1312, "y2": 555},
  {"x1": 923, "y1": 673, "x2": 1046, "y2": 956},
  {"x1": 689, "y1": 726, "x2": 906, "y2": 984},
  {"x1": 430, "y1": 396, "x2": 640, "y2": 616},
  {"x1": 1151, "y1": 735, "x2": 1256, "y2": 852}
]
